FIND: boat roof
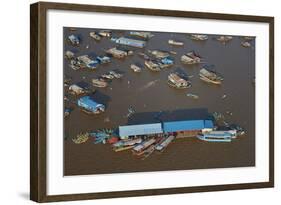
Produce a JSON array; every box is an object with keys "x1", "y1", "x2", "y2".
[
  {"x1": 119, "y1": 123, "x2": 163, "y2": 137},
  {"x1": 77, "y1": 96, "x2": 103, "y2": 108}
]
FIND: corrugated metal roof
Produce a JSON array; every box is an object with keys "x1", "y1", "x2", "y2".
[
  {"x1": 204, "y1": 120, "x2": 214, "y2": 129},
  {"x1": 163, "y1": 120, "x2": 206, "y2": 132},
  {"x1": 77, "y1": 96, "x2": 104, "y2": 111},
  {"x1": 119, "y1": 123, "x2": 163, "y2": 137}
]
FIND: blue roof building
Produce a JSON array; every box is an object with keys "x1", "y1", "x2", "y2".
[
  {"x1": 77, "y1": 96, "x2": 105, "y2": 114},
  {"x1": 119, "y1": 123, "x2": 163, "y2": 138},
  {"x1": 115, "y1": 37, "x2": 146, "y2": 48},
  {"x1": 163, "y1": 120, "x2": 214, "y2": 133}
]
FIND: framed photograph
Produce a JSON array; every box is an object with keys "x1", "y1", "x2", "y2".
[{"x1": 30, "y1": 1, "x2": 274, "y2": 202}]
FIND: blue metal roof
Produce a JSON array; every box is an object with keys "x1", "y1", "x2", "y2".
[
  {"x1": 204, "y1": 120, "x2": 214, "y2": 129},
  {"x1": 163, "y1": 120, "x2": 211, "y2": 132},
  {"x1": 77, "y1": 96, "x2": 104, "y2": 112},
  {"x1": 119, "y1": 123, "x2": 163, "y2": 137}
]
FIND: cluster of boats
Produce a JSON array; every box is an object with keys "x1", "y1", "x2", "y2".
[
  {"x1": 112, "y1": 135, "x2": 176, "y2": 159},
  {"x1": 92, "y1": 70, "x2": 123, "y2": 88}
]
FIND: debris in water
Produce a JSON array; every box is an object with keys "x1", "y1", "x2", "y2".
[
  {"x1": 126, "y1": 106, "x2": 135, "y2": 118},
  {"x1": 226, "y1": 111, "x2": 233, "y2": 116},
  {"x1": 186, "y1": 93, "x2": 199, "y2": 99},
  {"x1": 72, "y1": 132, "x2": 89, "y2": 144},
  {"x1": 139, "y1": 80, "x2": 159, "y2": 91},
  {"x1": 222, "y1": 94, "x2": 227, "y2": 99}
]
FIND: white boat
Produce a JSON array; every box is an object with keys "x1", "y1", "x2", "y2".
[{"x1": 168, "y1": 39, "x2": 184, "y2": 46}]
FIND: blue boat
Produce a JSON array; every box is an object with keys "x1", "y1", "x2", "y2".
[
  {"x1": 77, "y1": 96, "x2": 105, "y2": 114},
  {"x1": 68, "y1": 34, "x2": 80, "y2": 45}
]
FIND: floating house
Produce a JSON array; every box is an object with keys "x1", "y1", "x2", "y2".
[
  {"x1": 77, "y1": 96, "x2": 105, "y2": 114},
  {"x1": 119, "y1": 123, "x2": 163, "y2": 139},
  {"x1": 77, "y1": 55, "x2": 99, "y2": 69},
  {"x1": 69, "y1": 84, "x2": 86, "y2": 95},
  {"x1": 163, "y1": 120, "x2": 214, "y2": 138},
  {"x1": 115, "y1": 37, "x2": 146, "y2": 48},
  {"x1": 106, "y1": 47, "x2": 128, "y2": 58},
  {"x1": 118, "y1": 120, "x2": 214, "y2": 139}
]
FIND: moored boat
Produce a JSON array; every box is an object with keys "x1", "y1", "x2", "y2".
[
  {"x1": 167, "y1": 73, "x2": 191, "y2": 89},
  {"x1": 145, "y1": 60, "x2": 161, "y2": 71},
  {"x1": 89, "y1": 32, "x2": 101, "y2": 41},
  {"x1": 168, "y1": 39, "x2": 184, "y2": 46},
  {"x1": 130, "y1": 64, "x2": 142, "y2": 72},
  {"x1": 199, "y1": 66, "x2": 223, "y2": 85},
  {"x1": 190, "y1": 34, "x2": 208, "y2": 41},
  {"x1": 155, "y1": 135, "x2": 175, "y2": 151},
  {"x1": 92, "y1": 79, "x2": 108, "y2": 87},
  {"x1": 181, "y1": 51, "x2": 202, "y2": 64}
]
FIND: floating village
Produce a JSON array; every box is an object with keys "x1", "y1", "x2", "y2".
[{"x1": 64, "y1": 29, "x2": 254, "y2": 161}]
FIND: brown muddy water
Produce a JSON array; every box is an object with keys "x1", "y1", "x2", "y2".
[{"x1": 63, "y1": 27, "x2": 255, "y2": 176}]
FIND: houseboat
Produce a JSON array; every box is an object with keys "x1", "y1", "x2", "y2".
[
  {"x1": 167, "y1": 73, "x2": 191, "y2": 89},
  {"x1": 145, "y1": 60, "x2": 161, "y2": 71},
  {"x1": 92, "y1": 79, "x2": 108, "y2": 88},
  {"x1": 96, "y1": 56, "x2": 111, "y2": 64},
  {"x1": 149, "y1": 50, "x2": 170, "y2": 59},
  {"x1": 181, "y1": 51, "x2": 202, "y2": 64},
  {"x1": 89, "y1": 32, "x2": 101, "y2": 41},
  {"x1": 77, "y1": 96, "x2": 105, "y2": 114},
  {"x1": 115, "y1": 37, "x2": 146, "y2": 48},
  {"x1": 130, "y1": 64, "x2": 142, "y2": 72},
  {"x1": 68, "y1": 84, "x2": 86, "y2": 95},
  {"x1": 199, "y1": 67, "x2": 223, "y2": 85},
  {"x1": 109, "y1": 71, "x2": 123, "y2": 78},
  {"x1": 98, "y1": 30, "x2": 111, "y2": 37},
  {"x1": 106, "y1": 47, "x2": 128, "y2": 58},
  {"x1": 77, "y1": 55, "x2": 99, "y2": 70}
]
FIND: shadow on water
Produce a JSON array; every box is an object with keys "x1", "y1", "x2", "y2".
[
  {"x1": 90, "y1": 90, "x2": 111, "y2": 106},
  {"x1": 127, "y1": 108, "x2": 211, "y2": 125}
]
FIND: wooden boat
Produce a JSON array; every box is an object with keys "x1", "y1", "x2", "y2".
[
  {"x1": 199, "y1": 67, "x2": 223, "y2": 85},
  {"x1": 89, "y1": 32, "x2": 101, "y2": 41},
  {"x1": 145, "y1": 60, "x2": 161, "y2": 71},
  {"x1": 181, "y1": 51, "x2": 202, "y2": 64},
  {"x1": 167, "y1": 73, "x2": 191, "y2": 89},
  {"x1": 155, "y1": 135, "x2": 175, "y2": 151},
  {"x1": 130, "y1": 64, "x2": 142, "y2": 72},
  {"x1": 92, "y1": 79, "x2": 108, "y2": 87}
]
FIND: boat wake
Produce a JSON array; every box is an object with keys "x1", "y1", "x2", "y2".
[{"x1": 139, "y1": 80, "x2": 160, "y2": 91}]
